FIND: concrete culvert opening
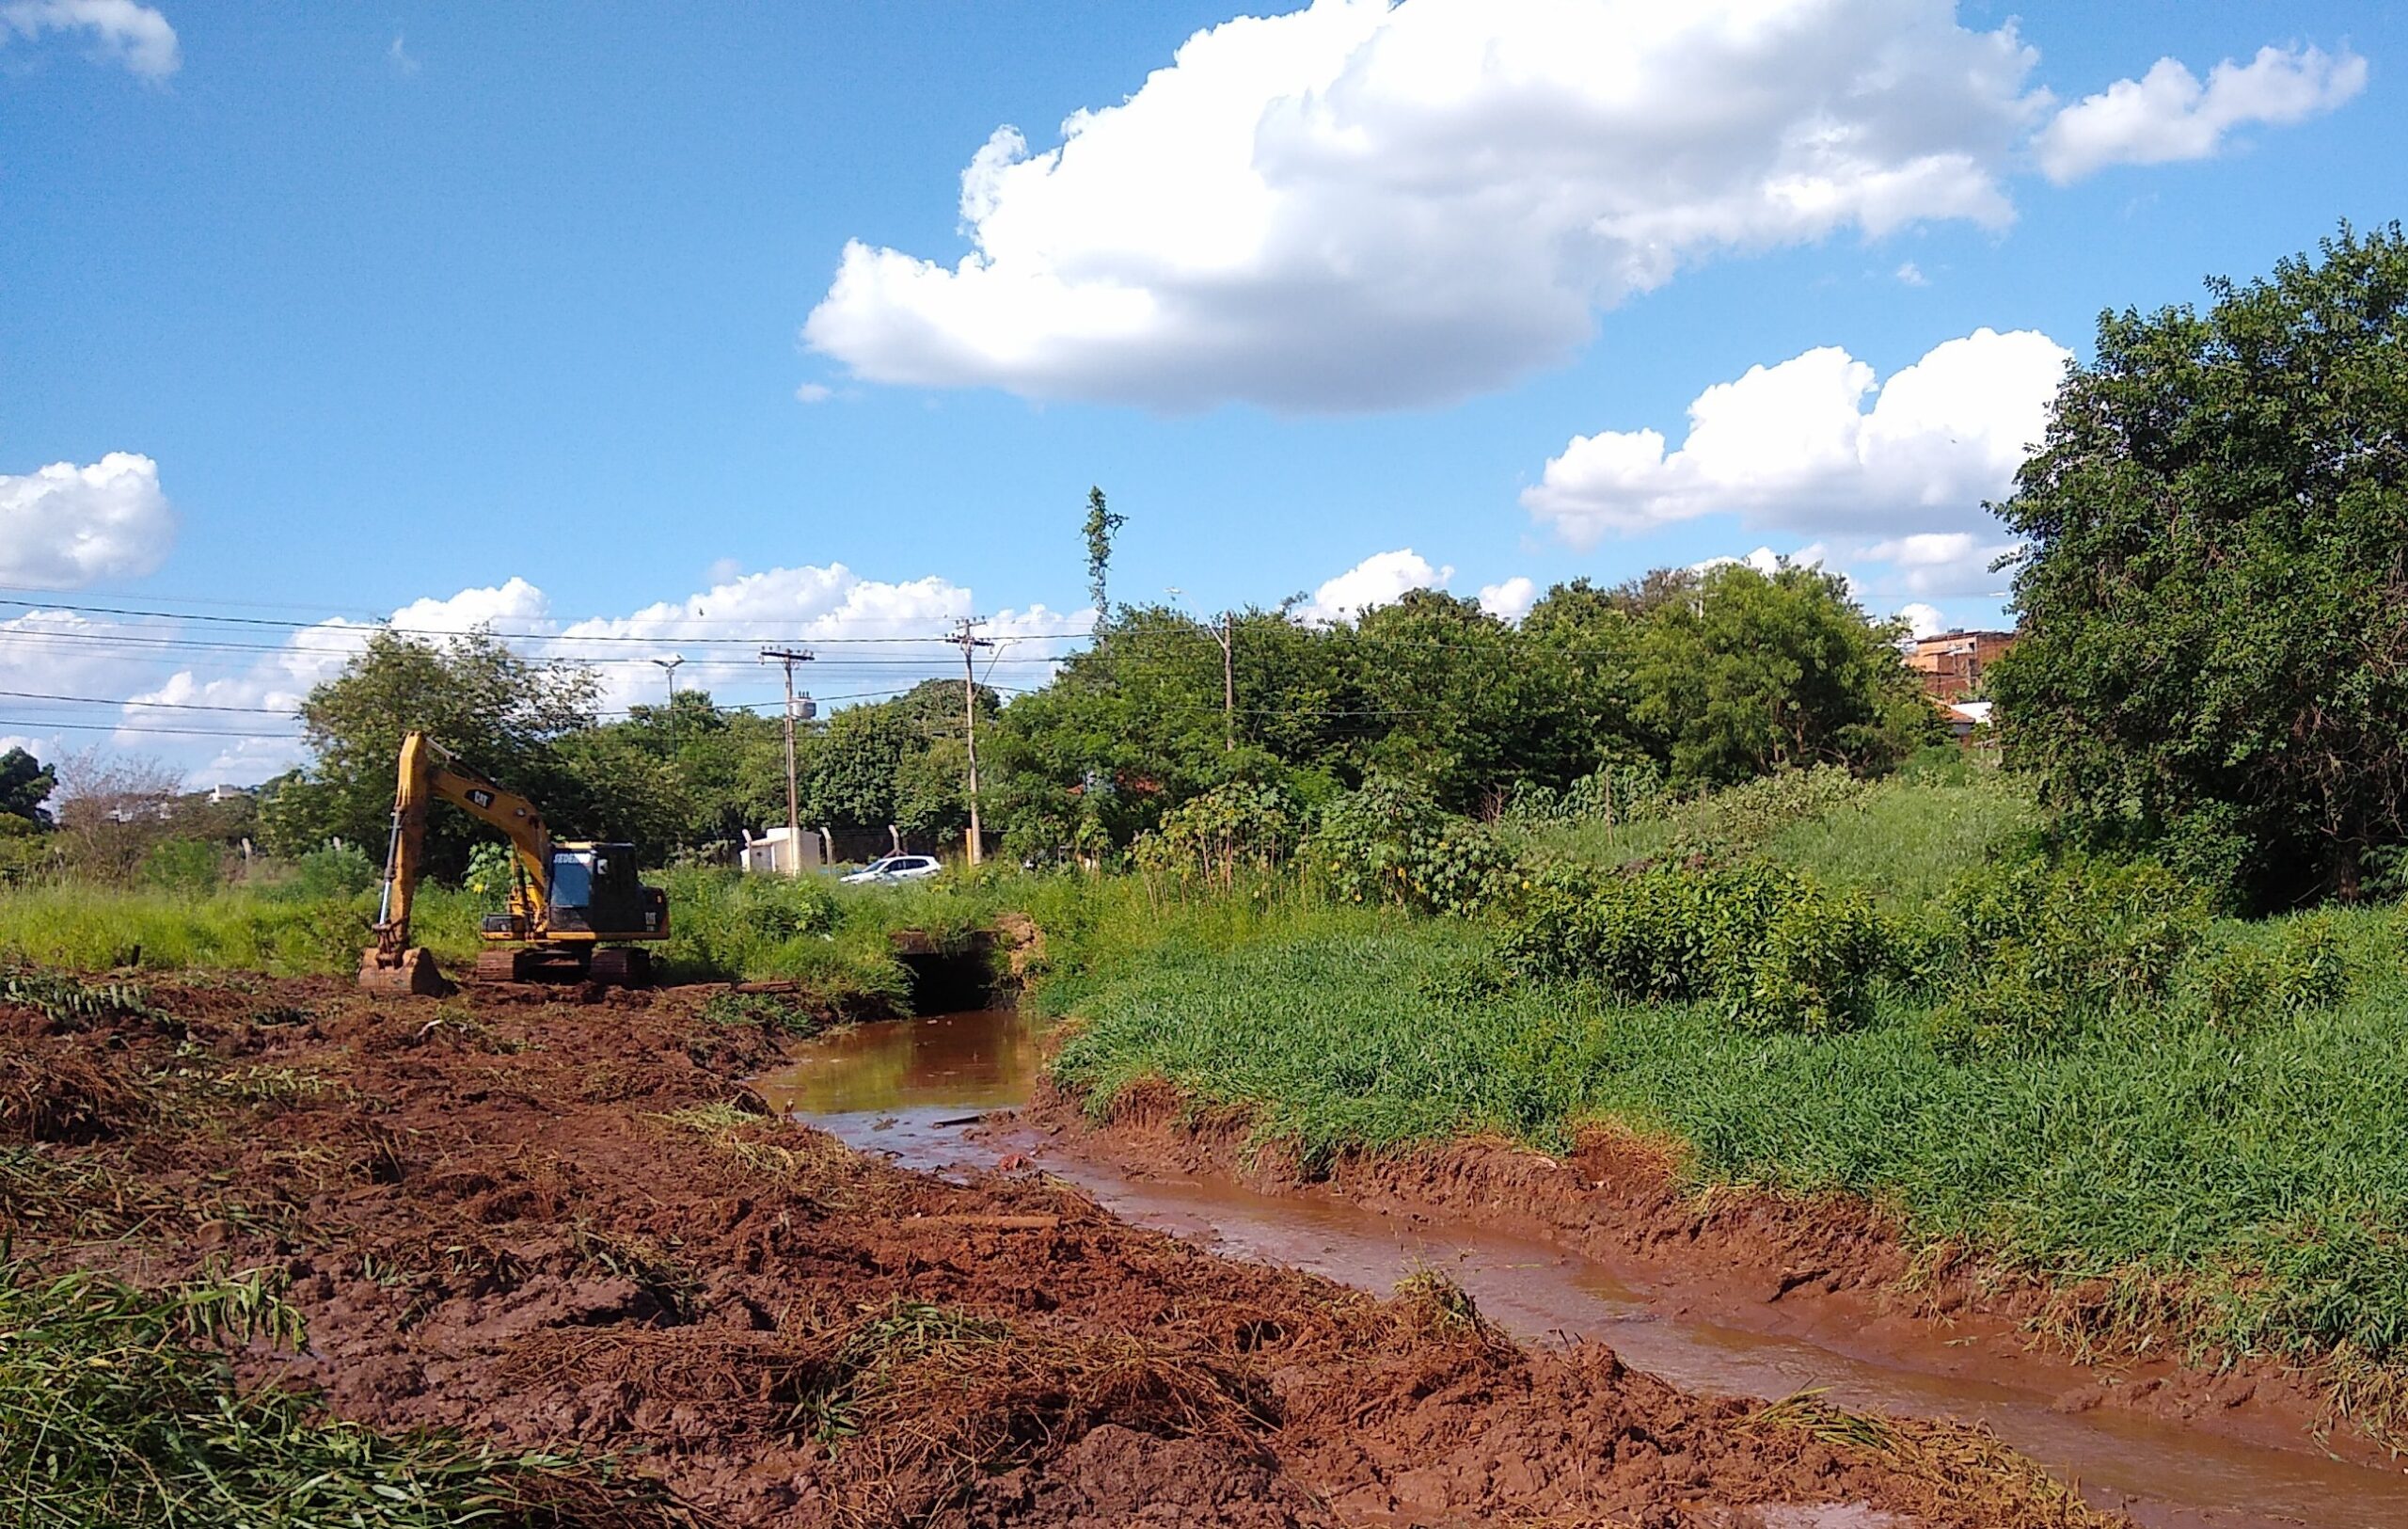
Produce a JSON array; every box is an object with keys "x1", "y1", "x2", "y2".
[{"x1": 890, "y1": 929, "x2": 1006, "y2": 1015}]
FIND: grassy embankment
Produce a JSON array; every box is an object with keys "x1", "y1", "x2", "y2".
[
  {"x1": 1037, "y1": 769, "x2": 2408, "y2": 1428},
  {"x1": 0, "y1": 868, "x2": 1030, "y2": 1019}
]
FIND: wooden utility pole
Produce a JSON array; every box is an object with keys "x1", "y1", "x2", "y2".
[
  {"x1": 948, "y1": 617, "x2": 994, "y2": 865},
  {"x1": 760, "y1": 646, "x2": 814, "y2": 874}
]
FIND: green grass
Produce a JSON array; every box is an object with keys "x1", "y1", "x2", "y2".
[
  {"x1": 0, "y1": 1259, "x2": 689, "y2": 1529},
  {"x1": 1047, "y1": 884, "x2": 2408, "y2": 1385},
  {"x1": 0, "y1": 882, "x2": 483, "y2": 977},
  {"x1": 0, "y1": 864, "x2": 1070, "y2": 1019},
  {"x1": 1757, "y1": 770, "x2": 2046, "y2": 912},
  {"x1": 1510, "y1": 759, "x2": 2046, "y2": 914}
]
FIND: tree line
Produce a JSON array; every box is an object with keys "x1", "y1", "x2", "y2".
[{"x1": 219, "y1": 557, "x2": 1929, "y2": 879}]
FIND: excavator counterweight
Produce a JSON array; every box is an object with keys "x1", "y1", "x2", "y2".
[{"x1": 360, "y1": 730, "x2": 669, "y2": 995}]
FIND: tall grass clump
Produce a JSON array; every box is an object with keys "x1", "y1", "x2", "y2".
[
  {"x1": 1, "y1": 1259, "x2": 687, "y2": 1528},
  {"x1": 0, "y1": 882, "x2": 483, "y2": 977},
  {"x1": 1758, "y1": 761, "x2": 2046, "y2": 910}
]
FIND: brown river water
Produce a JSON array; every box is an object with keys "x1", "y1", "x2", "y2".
[{"x1": 753, "y1": 1010, "x2": 2408, "y2": 1529}]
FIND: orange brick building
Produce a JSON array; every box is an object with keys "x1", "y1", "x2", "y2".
[{"x1": 1906, "y1": 629, "x2": 2014, "y2": 701}]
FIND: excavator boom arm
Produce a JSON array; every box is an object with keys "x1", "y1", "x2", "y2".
[{"x1": 372, "y1": 731, "x2": 551, "y2": 957}]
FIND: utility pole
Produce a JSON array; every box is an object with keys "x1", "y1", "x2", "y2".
[
  {"x1": 1215, "y1": 613, "x2": 1235, "y2": 752},
  {"x1": 1169, "y1": 588, "x2": 1237, "y2": 752},
  {"x1": 760, "y1": 646, "x2": 814, "y2": 874},
  {"x1": 948, "y1": 617, "x2": 993, "y2": 865}
]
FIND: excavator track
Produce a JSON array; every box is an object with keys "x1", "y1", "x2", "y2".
[
  {"x1": 588, "y1": 948, "x2": 653, "y2": 988},
  {"x1": 472, "y1": 949, "x2": 528, "y2": 983}
]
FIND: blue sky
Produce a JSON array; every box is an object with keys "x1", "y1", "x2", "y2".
[{"x1": 2, "y1": 0, "x2": 2398, "y2": 782}]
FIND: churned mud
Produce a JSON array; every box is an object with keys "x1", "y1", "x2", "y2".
[{"x1": 6, "y1": 973, "x2": 2129, "y2": 1528}]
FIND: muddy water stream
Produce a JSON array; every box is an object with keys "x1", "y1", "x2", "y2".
[{"x1": 755, "y1": 1011, "x2": 2408, "y2": 1529}]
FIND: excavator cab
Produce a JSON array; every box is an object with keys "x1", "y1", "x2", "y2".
[
  {"x1": 469, "y1": 839, "x2": 670, "y2": 983},
  {"x1": 544, "y1": 843, "x2": 665, "y2": 937}
]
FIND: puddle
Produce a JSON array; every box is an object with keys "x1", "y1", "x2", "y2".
[{"x1": 755, "y1": 1010, "x2": 2408, "y2": 1529}]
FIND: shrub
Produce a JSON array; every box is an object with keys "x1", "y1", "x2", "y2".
[
  {"x1": 458, "y1": 842, "x2": 513, "y2": 908},
  {"x1": 1501, "y1": 864, "x2": 1892, "y2": 1035},
  {"x1": 735, "y1": 876, "x2": 840, "y2": 941},
  {"x1": 293, "y1": 844, "x2": 378, "y2": 901},
  {"x1": 1130, "y1": 782, "x2": 1295, "y2": 890},
  {"x1": 137, "y1": 839, "x2": 220, "y2": 899},
  {"x1": 1735, "y1": 891, "x2": 1892, "y2": 1035},
  {"x1": 1500, "y1": 760, "x2": 1669, "y2": 828},
  {"x1": 1661, "y1": 765, "x2": 1868, "y2": 866},
  {"x1": 1919, "y1": 856, "x2": 2210, "y2": 1057},
  {"x1": 1306, "y1": 775, "x2": 1511, "y2": 917},
  {"x1": 2189, "y1": 911, "x2": 2356, "y2": 1030},
  {"x1": 1921, "y1": 967, "x2": 2073, "y2": 1059}
]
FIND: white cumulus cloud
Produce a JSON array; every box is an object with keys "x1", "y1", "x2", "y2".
[
  {"x1": 1863, "y1": 529, "x2": 2018, "y2": 597},
  {"x1": 1295, "y1": 548, "x2": 1451, "y2": 625},
  {"x1": 2036, "y1": 44, "x2": 2366, "y2": 183},
  {"x1": 1477, "y1": 576, "x2": 1538, "y2": 624},
  {"x1": 554, "y1": 563, "x2": 1086, "y2": 712},
  {"x1": 805, "y1": 0, "x2": 2052, "y2": 411},
  {"x1": 1522, "y1": 327, "x2": 2070, "y2": 547},
  {"x1": 0, "y1": 563, "x2": 1097, "y2": 786},
  {"x1": 1895, "y1": 601, "x2": 1945, "y2": 638},
  {"x1": 0, "y1": 0, "x2": 180, "y2": 77},
  {"x1": 0, "y1": 454, "x2": 176, "y2": 588}
]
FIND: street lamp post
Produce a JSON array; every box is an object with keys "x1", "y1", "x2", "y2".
[{"x1": 651, "y1": 655, "x2": 686, "y2": 750}]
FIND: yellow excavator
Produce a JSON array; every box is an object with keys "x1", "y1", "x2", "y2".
[{"x1": 358, "y1": 731, "x2": 669, "y2": 995}]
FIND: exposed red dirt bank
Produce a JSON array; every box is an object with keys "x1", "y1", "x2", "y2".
[
  {"x1": 1021, "y1": 1077, "x2": 2384, "y2": 1470},
  {"x1": 6, "y1": 974, "x2": 2122, "y2": 1528}
]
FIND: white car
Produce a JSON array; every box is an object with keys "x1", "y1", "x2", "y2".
[{"x1": 841, "y1": 853, "x2": 943, "y2": 884}]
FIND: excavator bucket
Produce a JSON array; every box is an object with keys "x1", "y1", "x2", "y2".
[{"x1": 357, "y1": 946, "x2": 451, "y2": 997}]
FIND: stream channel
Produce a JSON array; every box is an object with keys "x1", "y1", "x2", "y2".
[{"x1": 753, "y1": 1009, "x2": 2408, "y2": 1529}]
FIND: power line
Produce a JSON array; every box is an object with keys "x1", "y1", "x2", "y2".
[
  {"x1": 0, "y1": 624, "x2": 1079, "y2": 668},
  {"x1": 0, "y1": 596, "x2": 1101, "y2": 647}
]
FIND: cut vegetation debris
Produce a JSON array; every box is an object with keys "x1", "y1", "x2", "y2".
[{"x1": 1, "y1": 1261, "x2": 696, "y2": 1529}]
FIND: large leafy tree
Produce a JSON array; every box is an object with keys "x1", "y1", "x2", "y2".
[
  {"x1": 1631, "y1": 563, "x2": 1930, "y2": 788},
  {"x1": 261, "y1": 629, "x2": 600, "y2": 875},
  {"x1": 0, "y1": 747, "x2": 55, "y2": 825},
  {"x1": 794, "y1": 678, "x2": 991, "y2": 839},
  {"x1": 1350, "y1": 589, "x2": 1590, "y2": 810},
  {"x1": 570, "y1": 691, "x2": 786, "y2": 855},
  {"x1": 1992, "y1": 226, "x2": 2408, "y2": 905},
  {"x1": 989, "y1": 603, "x2": 1361, "y2": 857}
]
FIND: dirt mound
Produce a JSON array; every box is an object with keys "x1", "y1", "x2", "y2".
[{"x1": 6, "y1": 975, "x2": 2126, "y2": 1528}]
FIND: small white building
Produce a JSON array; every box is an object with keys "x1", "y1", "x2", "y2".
[{"x1": 742, "y1": 825, "x2": 825, "y2": 876}]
